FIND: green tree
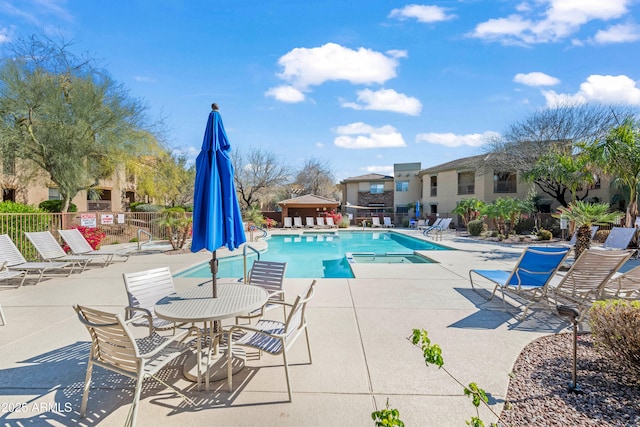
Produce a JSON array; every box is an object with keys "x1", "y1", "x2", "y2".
[
  {"x1": 554, "y1": 201, "x2": 623, "y2": 259},
  {"x1": 585, "y1": 118, "x2": 640, "y2": 227},
  {"x1": 0, "y1": 34, "x2": 154, "y2": 212},
  {"x1": 452, "y1": 198, "x2": 485, "y2": 227},
  {"x1": 481, "y1": 197, "x2": 533, "y2": 235}
]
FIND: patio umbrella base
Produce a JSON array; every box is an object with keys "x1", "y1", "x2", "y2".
[{"x1": 183, "y1": 345, "x2": 247, "y2": 383}]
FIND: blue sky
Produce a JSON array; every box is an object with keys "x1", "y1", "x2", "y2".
[{"x1": 2, "y1": 1, "x2": 640, "y2": 181}]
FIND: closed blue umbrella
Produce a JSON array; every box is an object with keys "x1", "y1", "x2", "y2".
[
  {"x1": 191, "y1": 104, "x2": 246, "y2": 298},
  {"x1": 415, "y1": 200, "x2": 420, "y2": 219}
]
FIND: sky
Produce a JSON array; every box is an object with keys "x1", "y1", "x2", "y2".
[{"x1": 1, "y1": 0, "x2": 640, "y2": 181}]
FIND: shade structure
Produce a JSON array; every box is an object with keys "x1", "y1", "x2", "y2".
[
  {"x1": 191, "y1": 107, "x2": 246, "y2": 298},
  {"x1": 415, "y1": 200, "x2": 420, "y2": 218}
]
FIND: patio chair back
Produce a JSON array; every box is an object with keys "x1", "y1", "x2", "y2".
[
  {"x1": 284, "y1": 280, "x2": 316, "y2": 338},
  {"x1": 0, "y1": 234, "x2": 28, "y2": 266},
  {"x1": 58, "y1": 229, "x2": 94, "y2": 254},
  {"x1": 371, "y1": 217, "x2": 382, "y2": 227},
  {"x1": 123, "y1": 266, "x2": 178, "y2": 333},
  {"x1": 326, "y1": 217, "x2": 337, "y2": 228},
  {"x1": 306, "y1": 217, "x2": 315, "y2": 228},
  {"x1": 25, "y1": 231, "x2": 68, "y2": 260},
  {"x1": 293, "y1": 217, "x2": 303, "y2": 228},
  {"x1": 248, "y1": 260, "x2": 287, "y2": 294},
  {"x1": 601, "y1": 227, "x2": 636, "y2": 250},
  {"x1": 283, "y1": 217, "x2": 293, "y2": 228},
  {"x1": 316, "y1": 217, "x2": 326, "y2": 227},
  {"x1": 506, "y1": 246, "x2": 571, "y2": 288},
  {"x1": 383, "y1": 217, "x2": 394, "y2": 227},
  {"x1": 567, "y1": 225, "x2": 599, "y2": 246}
]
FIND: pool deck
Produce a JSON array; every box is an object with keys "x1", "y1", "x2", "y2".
[{"x1": 0, "y1": 228, "x2": 627, "y2": 426}]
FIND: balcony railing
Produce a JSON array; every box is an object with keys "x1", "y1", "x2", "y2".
[{"x1": 457, "y1": 185, "x2": 475, "y2": 195}]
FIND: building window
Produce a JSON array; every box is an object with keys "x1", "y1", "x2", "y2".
[
  {"x1": 457, "y1": 172, "x2": 475, "y2": 195},
  {"x1": 395, "y1": 180, "x2": 409, "y2": 192},
  {"x1": 48, "y1": 188, "x2": 62, "y2": 200},
  {"x1": 493, "y1": 172, "x2": 517, "y2": 193},
  {"x1": 3, "y1": 188, "x2": 15, "y2": 202},
  {"x1": 396, "y1": 206, "x2": 408, "y2": 214},
  {"x1": 370, "y1": 183, "x2": 384, "y2": 194},
  {"x1": 430, "y1": 176, "x2": 437, "y2": 197}
]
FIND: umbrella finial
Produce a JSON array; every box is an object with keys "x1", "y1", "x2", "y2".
[{"x1": 211, "y1": 103, "x2": 219, "y2": 111}]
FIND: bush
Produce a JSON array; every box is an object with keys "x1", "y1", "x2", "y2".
[
  {"x1": 467, "y1": 219, "x2": 484, "y2": 236},
  {"x1": 339, "y1": 218, "x2": 350, "y2": 228},
  {"x1": 590, "y1": 300, "x2": 640, "y2": 371},
  {"x1": 38, "y1": 200, "x2": 77, "y2": 212},
  {"x1": 133, "y1": 203, "x2": 164, "y2": 212},
  {"x1": 537, "y1": 229, "x2": 553, "y2": 240},
  {"x1": 67, "y1": 226, "x2": 107, "y2": 250}
]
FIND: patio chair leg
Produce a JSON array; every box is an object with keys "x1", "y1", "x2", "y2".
[
  {"x1": 80, "y1": 361, "x2": 94, "y2": 417},
  {"x1": 227, "y1": 332, "x2": 234, "y2": 392},
  {"x1": 282, "y1": 349, "x2": 292, "y2": 402},
  {"x1": 0, "y1": 304, "x2": 6, "y2": 326},
  {"x1": 125, "y1": 373, "x2": 145, "y2": 427},
  {"x1": 304, "y1": 328, "x2": 312, "y2": 364}
]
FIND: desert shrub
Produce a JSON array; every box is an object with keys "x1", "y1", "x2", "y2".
[
  {"x1": 133, "y1": 203, "x2": 163, "y2": 212},
  {"x1": 467, "y1": 219, "x2": 484, "y2": 236},
  {"x1": 38, "y1": 200, "x2": 77, "y2": 212},
  {"x1": 537, "y1": 229, "x2": 553, "y2": 240},
  {"x1": 589, "y1": 300, "x2": 640, "y2": 371},
  {"x1": 339, "y1": 218, "x2": 350, "y2": 228},
  {"x1": 594, "y1": 229, "x2": 609, "y2": 243}
]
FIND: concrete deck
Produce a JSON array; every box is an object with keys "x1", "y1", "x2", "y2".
[{"x1": 0, "y1": 230, "x2": 595, "y2": 426}]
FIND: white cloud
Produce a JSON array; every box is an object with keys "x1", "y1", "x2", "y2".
[
  {"x1": 415, "y1": 131, "x2": 500, "y2": 147},
  {"x1": 134, "y1": 75, "x2": 158, "y2": 83},
  {"x1": 388, "y1": 4, "x2": 456, "y2": 23},
  {"x1": 471, "y1": 0, "x2": 631, "y2": 45},
  {"x1": 268, "y1": 43, "x2": 405, "y2": 95},
  {"x1": 513, "y1": 72, "x2": 561, "y2": 86},
  {"x1": 593, "y1": 22, "x2": 640, "y2": 44},
  {"x1": 265, "y1": 85, "x2": 306, "y2": 103},
  {"x1": 0, "y1": 27, "x2": 10, "y2": 44},
  {"x1": 542, "y1": 74, "x2": 640, "y2": 107},
  {"x1": 334, "y1": 122, "x2": 407, "y2": 149},
  {"x1": 340, "y1": 88, "x2": 422, "y2": 116},
  {"x1": 363, "y1": 165, "x2": 394, "y2": 175},
  {"x1": 315, "y1": 142, "x2": 325, "y2": 148}
]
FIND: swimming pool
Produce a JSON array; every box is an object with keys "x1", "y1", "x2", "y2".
[{"x1": 177, "y1": 230, "x2": 450, "y2": 279}]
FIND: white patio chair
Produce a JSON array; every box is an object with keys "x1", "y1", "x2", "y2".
[
  {"x1": 226, "y1": 280, "x2": 316, "y2": 401},
  {"x1": 123, "y1": 266, "x2": 185, "y2": 334},
  {"x1": 316, "y1": 217, "x2": 326, "y2": 228},
  {"x1": 237, "y1": 260, "x2": 287, "y2": 322},
  {"x1": 59, "y1": 228, "x2": 133, "y2": 266},
  {"x1": 305, "y1": 217, "x2": 315, "y2": 228},
  {"x1": 283, "y1": 217, "x2": 293, "y2": 228},
  {"x1": 293, "y1": 217, "x2": 303, "y2": 228},
  {"x1": 371, "y1": 217, "x2": 382, "y2": 228},
  {"x1": 326, "y1": 217, "x2": 338, "y2": 228},
  {"x1": 383, "y1": 217, "x2": 395, "y2": 228},
  {"x1": 0, "y1": 234, "x2": 71, "y2": 284},
  {"x1": 0, "y1": 259, "x2": 26, "y2": 288},
  {"x1": 25, "y1": 231, "x2": 93, "y2": 272},
  {"x1": 603, "y1": 265, "x2": 640, "y2": 300},
  {"x1": 74, "y1": 304, "x2": 194, "y2": 427}
]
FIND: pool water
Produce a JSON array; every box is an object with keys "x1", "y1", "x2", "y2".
[
  {"x1": 349, "y1": 253, "x2": 432, "y2": 264},
  {"x1": 177, "y1": 231, "x2": 450, "y2": 279}
]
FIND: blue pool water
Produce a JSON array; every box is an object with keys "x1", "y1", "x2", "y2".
[{"x1": 178, "y1": 231, "x2": 450, "y2": 279}]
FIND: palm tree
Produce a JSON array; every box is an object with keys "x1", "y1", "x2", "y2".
[
  {"x1": 452, "y1": 198, "x2": 485, "y2": 227},
  {"x1": 554, "y1": 201, "x2": 623, "y2": 259}
]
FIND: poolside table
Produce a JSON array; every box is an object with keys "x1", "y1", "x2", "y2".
[{"x1": 155, "y1": 284, "x2": 268, "y2": 391}]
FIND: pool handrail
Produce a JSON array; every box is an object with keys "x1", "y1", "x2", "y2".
[{"x1": 243, "y1": 245, "x2": 261, "y2": 283}]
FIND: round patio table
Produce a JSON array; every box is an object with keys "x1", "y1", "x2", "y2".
[{"x1": 155, "y1": 284, "x2": 268, "y2": 390}]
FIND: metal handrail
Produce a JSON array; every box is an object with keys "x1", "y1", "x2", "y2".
[
  {"x1": 242, "y1": 245, "x2": 260, "y2": 283},
  {"x1": 249, "y1": 225, "x2": 268, "y2": 242},
  {"x1": 137, "y1": 229, "x2": 153, "y2": 250}
]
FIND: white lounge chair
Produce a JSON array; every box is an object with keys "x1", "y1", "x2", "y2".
[
  {"x1": 594, "y1": 227, "x2": 637, "y2": 250},
  {"x1": 74, "y1": 304, "x2": 194, "y2": 427},
  {"x1": 25, "y1": 231, "x2": 93, "y2": 272},
  {"x1": 326, "y1": 217, "x2": 337, "y2": 228},
  {"x1": 423, "y1": 218, "x2": 451, "y2": 236},
  {"x1": 371, "y1": 217, "x2": 382, "y2": 228},
  {"x1": 58, "y1": 228, "x2": 133, "y2": 266},
  {"x1": 603, "y1": 265, "x2": 640, "y2": 300},
  {"x1": 226, "y1": 280, "x2": 316, "y2": 401},
  {"x1": 283, "y1": 217, "x2": 293, "y2": 228},
  {"x1": 122, "y1": 266, "x2": 185, "y2": 334},
  {"x1": 0, "y1": 260, "x2": 26, "y2": 288},
  {"x1": 0, "y1": 234, "x2": 71, "y2": 284},
  {"x1": 305, "y1": 217, "x2": 315, "y2": 228},
  {"x1": 293, "y1": 217, "x2": 303, "y2": 228},
  {"x1": 383, "y1": 217, "x2": 395, "y2": 228},
  {"x1": 316, "y1": 217, "x2": 326, "y2": 228}
]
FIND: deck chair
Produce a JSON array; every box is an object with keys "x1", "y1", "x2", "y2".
[
  {"x1": 469, "y1": 246, "x2": 570, "y2": 314},
  {"x1": 59, "y1": 228, "x2": 133, "y2": 266},
  {"x1": 123, "y1": 267, "x2": 185, "y2": 334},
  {"x1": 595, "y1": 227, "x2": 637, "y2": 250},
  {"x1": 326, "y1": 217, "x2": 337, "y2": 228},
  {"x1": 549, "y1": 249, "x2": 632, "y2": 321},
  {"x1": 236, "y1": 260, "x2": 287, "y2": 322},
  {"x1": 424, "y1": 218, "x2": 452, "y2": 236},
  {"x1": 283, "y1": 217, "x2": 293, "y2": 228},
  {"x1": 293, "y1": 217, "x2": 303, "y2": 228},
  {"x1": 0, "y1": 234, "x2": 72, "y2": 284},
  {"x1": 0, "y1": 260, "x2": 27, "y2": 288},
  {"x1": 305, "y1": 217, "x2": 315, "y2": 228},
  {"x1": 316, "y1": 217, "x2": 326, "y2": 228},
  {"x1": 74, "y1": 305, "x2": 193, "y2": 427},
  {"x1": 226, "y1": 280, "x2": 316, "y2": 401},
  {"x1": 25, "y1": 231, "x2": 93, "y2": 272},
  {"x1": 602, "y1": 265, "x2": 640, "y2": 300},
  {"x1": 371, "y1": 217, "x2": 382, "y2": 228},
  {"x1": 383, "y1": 217, "x2": 395, "y2": 228}
]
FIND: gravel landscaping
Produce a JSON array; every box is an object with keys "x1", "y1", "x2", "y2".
[{"x1": 500, "y1": 333, "x2": 640, "y2": 426}]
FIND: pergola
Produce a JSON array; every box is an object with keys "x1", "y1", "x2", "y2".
[{"x1": 278, "y1": 194, "x2": 340, "y2": 221}]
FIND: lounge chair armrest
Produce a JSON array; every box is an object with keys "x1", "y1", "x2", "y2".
[{"x1": 124, "y1": 307, "x2": 154, "y2": 335}]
